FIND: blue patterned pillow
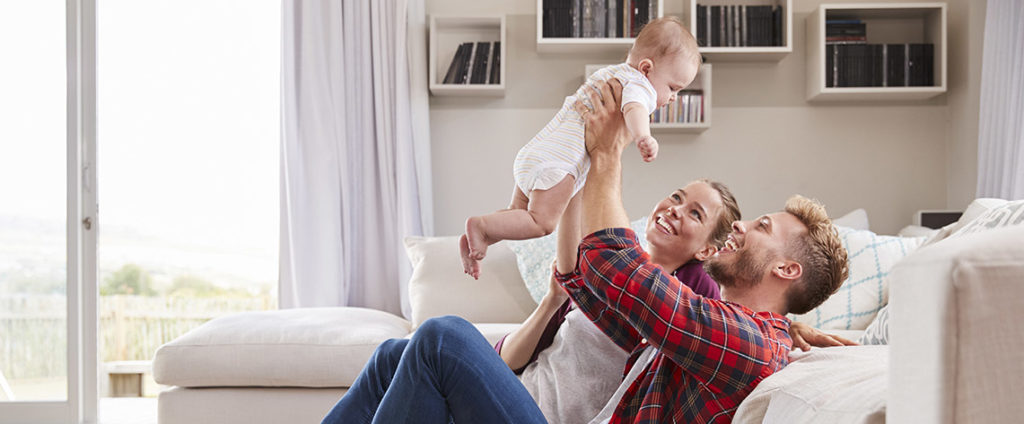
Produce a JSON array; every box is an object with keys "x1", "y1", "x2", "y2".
[
  {"x1": 507, "y1": 218, "x2": 649, "y2": 303},
  {"x1": 789, "y1": 226, "x2": 926, "y2": 331}
]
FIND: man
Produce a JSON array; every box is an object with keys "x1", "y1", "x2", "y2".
[{"x1": 320, "y1": 80, "x2": 849, "y2": 424}]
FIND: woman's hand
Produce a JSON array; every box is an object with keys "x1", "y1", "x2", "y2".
[
  {"x1": 789, "y1": 321, "x2": 859, "y2": 352},
  {"x1": 545, "y1": 260, "x2": 569, "y2": 305},
  {"x1": 573, "y1": 79, "x2": 631, "y2": 157}
]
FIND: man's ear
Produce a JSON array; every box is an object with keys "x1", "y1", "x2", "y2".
[
  {"x1": 638, "y1": 58, "x2": 653, "y2": 75},
  {"x1": 695, "y1": 244, "x2": 717, "y2": 261},
  {"x1": 772, "y1": 260, "x2": 802, "y2": 281}
]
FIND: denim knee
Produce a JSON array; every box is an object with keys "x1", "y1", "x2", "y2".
[
  {"x1": 371, "y1": 338, "x2": 408, "y2": 370},
  {"x1": 416, "y1": 315, "x2": 474, "y2": 339}
]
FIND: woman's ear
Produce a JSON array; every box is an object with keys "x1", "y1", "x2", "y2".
[
  {"x1": 695, "y1": 244, "x2": 717, "y2": 261},
  {"x1": 772, "y1": 261, "x2": 803, "y2": 281},
  {"x1": 638, "y1": 58, "x2": 653, "y2": 75}
]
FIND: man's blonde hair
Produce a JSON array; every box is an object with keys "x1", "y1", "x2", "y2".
[
  {"x1": 783, "y1": 195, "x2": 849, "y2": 315},
  {"x1": 630, "y1": 16, "x2": 700, "y2": 64}
]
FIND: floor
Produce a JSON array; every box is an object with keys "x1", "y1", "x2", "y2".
[{"x1": 100, "y1": 397, "x2": 157, "y2": 424}]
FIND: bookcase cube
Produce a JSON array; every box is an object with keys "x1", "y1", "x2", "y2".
[{"x1": 430, "y1": 15, "x2": 506, "y2": 96}]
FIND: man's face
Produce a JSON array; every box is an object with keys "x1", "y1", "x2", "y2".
[{"x1": 705, "y1": 211, "x2": 807, "y2": 288}]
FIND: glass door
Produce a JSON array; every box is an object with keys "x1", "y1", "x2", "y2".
[{"x1": 0, "y1": 0, "x2": 97, "y2": 422}]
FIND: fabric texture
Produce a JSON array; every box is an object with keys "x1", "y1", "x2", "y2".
[
  {"x1": 507, "y1": 217, "x2": 649, "y2": 303},
  {"x1": 159, "y1": 387, "x2": 348, "y2": 424},
  {"x1": 513, "y1": 63, "x2": 655, "y2": 196},
  {"x1": 950, "y1": 199, "x2": 1024, "y2": 236},
  {"x1": 976, "y1": 0, "x2": 1024, "y2": 200},
  {"x1": 152, "y1": 307, "x2": 411, "y2": 388},
  {"x1": 790, "y1": 226, "x2": 925, "y2": 331},
  {"x1": 889, "y1": 224, "x2": 1024, "y2": 424},
  {"x1": 734, "y1": 346, "x2": 888, "y2": 424},
  {"x1": 404, "y1": 235, "x2": 536, "y2": 328},
  {"x1": 558, "y1": 228, "x2": 793, "y2": 423},
  {"x1": 857, "y1": 304, "x2": 890, "y2": 345},
  {"x1": 279, "y1": 0, "x2": 432, "y2": 316}
]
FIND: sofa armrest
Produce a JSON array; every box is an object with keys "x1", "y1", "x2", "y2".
[{"x1": 889, "y1": 225, "x2": 1024, "y2": 424}]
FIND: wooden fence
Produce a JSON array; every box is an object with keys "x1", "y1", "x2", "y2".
[{"x1": 0, "y1": 294, "x2": 273, "y2": 379}]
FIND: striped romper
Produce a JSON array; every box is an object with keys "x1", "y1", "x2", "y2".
[{"x1": 513, "y1": 63, "x2": 658, "y2": 196}]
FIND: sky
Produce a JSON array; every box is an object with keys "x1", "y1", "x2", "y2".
[{"x1": 1, "y1": 0, "x2": 281, "y2": 288}]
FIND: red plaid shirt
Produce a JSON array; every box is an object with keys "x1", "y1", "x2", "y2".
[{"x1": 557, "y1": 228, "x2": 793, "y2": 423}]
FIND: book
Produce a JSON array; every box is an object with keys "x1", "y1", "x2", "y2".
[
  {"x1": 489, "y1": 42, "x2": 501, "y2": 84},
  {"x1": 469, "y1": 42, "x2": 490, "y2": 84},
  {"x1": 442, "y1": 43, "x2": 467, "y2": 84},
  {"x1": 696, "y1": 5, "x2": 707, "y2": 46}
]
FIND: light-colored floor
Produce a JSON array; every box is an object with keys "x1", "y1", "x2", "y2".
[{"x1": 100, "y1": 397, "x2": 157, "y2": 424}]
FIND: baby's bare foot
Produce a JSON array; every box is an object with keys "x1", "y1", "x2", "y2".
[
  {"x1": 465, "y1": 216, "x2": 489, "y2": 260},
  {"x1": 459, "y1": 234, "x2": 480, "y2": 279}
]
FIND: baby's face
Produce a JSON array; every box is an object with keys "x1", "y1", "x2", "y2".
[{"x1": 645, "y1": 54, "x2": 700, "y2": 107}]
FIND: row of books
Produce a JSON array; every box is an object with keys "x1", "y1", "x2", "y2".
[
  {"x1": 542, "y1": 0, "x2": 659, "y2": 38},
  {"x1": 651, "y1": 91, "x2": 704, "y2": 124},
  {"x1": 696, "y1": 5, "x2": 784, "y2": 47},
  {"x1": 826, "y1": 44, "x2": 934, "y2": 87},
  {"x1": 442, "y1": 41, "x2": 501, "y2": 85},
  {"x1": 826, "y1": 20, "x2": 866, "y2": 44}
]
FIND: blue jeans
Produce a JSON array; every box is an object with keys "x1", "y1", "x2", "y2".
[{"x1": 321, "y1": 315, "x2": 547, "y2": 424}]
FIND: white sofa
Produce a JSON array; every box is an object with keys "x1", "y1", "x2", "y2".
[{"x1": 153, "y1": 203, "x2": 1024, "y2": 424}]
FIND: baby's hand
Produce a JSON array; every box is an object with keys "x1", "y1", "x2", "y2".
[{"x1": 636, "y1": 135, "x2": 659, "y2": 162}]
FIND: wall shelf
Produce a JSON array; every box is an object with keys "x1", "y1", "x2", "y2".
[
  {"x1": 690, "y1": 0, "x2": 793, "y2": 62},
  {"x1": 536, "y1": 1, "x2": 664, "y2": 54},
  {"x1": 429, "y1": 15, "x2": 506, "y2": 97},
  {"x1": 806, "y1": 3, "x2": 947, "y2": 102}
]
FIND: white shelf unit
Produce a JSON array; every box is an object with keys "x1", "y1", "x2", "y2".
[
  {"x1": 536, "y1": 1, "x2": 664, "y2": 54},
  {"x1": 690, "y1": 0, "x2": 792, "y2": 62},
  {"x1": 806, "y1": 3, "x2": 947, "y2": 101},
  {"x1": 583, "y1": 63, "x2": 712, "y2": 133},
  {"x1": 429, "y1": 15, "x2": 506, "y2": 97}
]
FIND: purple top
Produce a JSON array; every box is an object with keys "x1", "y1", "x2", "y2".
[{"x1": 496, "y1": 260, "x2": 720, "y2": 373}]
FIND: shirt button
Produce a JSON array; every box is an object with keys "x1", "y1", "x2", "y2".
[{"x1": 641, "y1": 338, "x2": 647, "y2": 344}]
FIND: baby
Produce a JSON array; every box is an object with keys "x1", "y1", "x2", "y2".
[{"x1": 460, "y1": 17, "x2": 701, "y2": 278}]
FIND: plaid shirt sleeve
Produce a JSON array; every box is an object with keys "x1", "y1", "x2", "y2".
[
  {"x1": 563, "y1": 227, "x2": 780, "y2": 389},
  {"x1": 555, "y1": 269, "x2": 642, "y2": 353}
]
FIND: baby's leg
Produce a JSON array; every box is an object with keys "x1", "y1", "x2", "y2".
[{"x1": 460, "y1": 176, "x2": 574, "y2": 279}]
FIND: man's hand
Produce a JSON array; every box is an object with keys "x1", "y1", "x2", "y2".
[
  {"x1": 574, "y1": 79, "x2": 630, "y2": 158},
  {"x1": 789, "y1": 321, "x2": 859, "y2": 351}
]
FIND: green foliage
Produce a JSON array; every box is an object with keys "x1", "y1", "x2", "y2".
[
  {"x1": 100, "y1": 264, "x2": 156, "y2": 296},
  {"x1": 167, "y1": 275, "x2": 250, "y2": 298}
]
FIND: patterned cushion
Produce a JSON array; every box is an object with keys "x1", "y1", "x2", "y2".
[
  {"x1": 857, "y1": 303, "x2": 890, "y2": 345},
  {"x1": 950, "y1": 199, "x2": 1024, "y2": 237},
  {"x1": 789, "y1": 226, "x2": 926, "y2": 331},
  {"x1": 507, "y1": 218, "x2": 649, "y2": 303}
]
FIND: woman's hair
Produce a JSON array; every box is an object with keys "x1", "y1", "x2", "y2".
[{"x1": 698, "y1": 178, "x2": 741, "y2": 247}]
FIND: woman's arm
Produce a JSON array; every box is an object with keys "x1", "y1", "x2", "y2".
[{"x1": 497, "y1": 278, "x2": 569, "y2": 371}]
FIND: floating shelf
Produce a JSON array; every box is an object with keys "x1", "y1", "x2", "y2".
[
  {"x1": 805, "y1": 3, "x2": 947, "y2": 101},
  {"x1": 536, "y1": 1, "x2": 664, "y2": 54},
  {"x1": 690, "y1": 0, "x2": 793, "y2": 62},
  {"x1": 429, "y1": 15, "x2": 506, "y2": 97},
  {"x1": 583, "y1": 63, "x2": 712, "y2": 134}
]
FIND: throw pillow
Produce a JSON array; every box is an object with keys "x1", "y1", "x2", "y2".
[
  {"x1": 857, "y1": 303, "x2": 890, "y2": 345},
  {"x1": 507, "y1": 218, "x2": 649, "y2": 303},
  {"x1": 832, "y1": 208, "x2": 870, "y2": 231},
  {"x1": 789, "y1": 226, "x2": 926, "y2": 331},
  {"x1": 950, "y1": 199, "x2": 1024, "y2": 237}
]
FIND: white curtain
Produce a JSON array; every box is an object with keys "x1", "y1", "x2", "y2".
[
  {"x1": 279, "y1": 0, "x2": 433, "y2": 316},
  {"x1": 977, "y1": 0, "x2": 1024, "y2": 200}
]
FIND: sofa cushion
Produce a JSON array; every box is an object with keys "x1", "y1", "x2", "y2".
[
  {"x1": 405, "y1": 236, "x2": 537, "y2": 328},
  {"x1": 790, "y1": 226, "x2": 925, "y2": 330},
  {"x1": 153, "y1": 307, "x2": 411, "y2": 388},
  {"x1": 735, "y1": 346, "x2": 888, "y2": 424}
]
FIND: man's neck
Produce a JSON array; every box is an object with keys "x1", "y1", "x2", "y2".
[{"x1": 720, "y1": 284, "x2": 788, "y2": 316}]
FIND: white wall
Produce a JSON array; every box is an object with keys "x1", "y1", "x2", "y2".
[{"x1": 426, "y1": 0, "x2": 984, "y2": 236}]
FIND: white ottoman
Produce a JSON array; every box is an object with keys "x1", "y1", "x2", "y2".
[{"x1": 153, "y1": 307, "x2": 411, "y2": 424}]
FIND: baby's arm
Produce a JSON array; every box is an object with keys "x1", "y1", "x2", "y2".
[{"x1": 622, "y1": 102, "x2": 659, "y2": 162}]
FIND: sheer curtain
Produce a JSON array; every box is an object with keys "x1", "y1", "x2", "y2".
[
  {"x1": 280, "y1": 0, "x2": 433, "y2": 316},
  {"x1": 976, "y1": 0, "x2": 1024, "y2": 200}
]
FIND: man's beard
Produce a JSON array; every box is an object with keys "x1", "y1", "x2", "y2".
[{"x1": 705, "y1": 247, "x2": 773, "y2": 289}]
